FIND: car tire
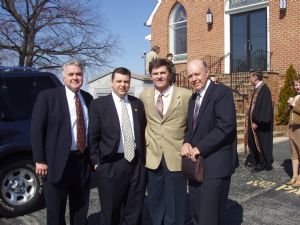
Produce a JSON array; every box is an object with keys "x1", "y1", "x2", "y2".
[{"x1": 0, "y1": 159, "x2": 44, "y2": 217}]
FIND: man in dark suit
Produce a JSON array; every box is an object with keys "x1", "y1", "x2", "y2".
[
  {"x1": 89, "y1": 67, "x2": 146, "y2": 225},
  {"x1": 181, "y1": 59, "x2": 237, "y2": 225},
  {"x1": 245, "y1": 70, "x2": 273, "y2": 172},
  {"x1": 31, "y1": 60, "x2": 93, "y2": 225}
]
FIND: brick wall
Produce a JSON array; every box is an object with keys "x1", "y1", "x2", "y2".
[
  {"x1": 269, "y1": 1, "x2": 300, "y2": 77},
  {"x1": 151, "y1": 0, "x2": 224, "y2": 74},
  {"x1": 149, "y1": 0, "x2": 299, "y2": 107}
]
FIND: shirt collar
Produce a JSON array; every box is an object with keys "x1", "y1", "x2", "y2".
[
  {"x1": 197, "y1": 79, "x2": 211, "y2": 97},
  {"x1": 155, "y1": 85, "x2": 173, "y2": 97},
  {"x1": 112, "y1": 91, "x2": 129, "y2": 103},
  {"x1": 255, "y1": 81, "x2": 263, "y2": 89},
  {"x1": 65, "y1": 86, "x2": 80, "y2": 99}
]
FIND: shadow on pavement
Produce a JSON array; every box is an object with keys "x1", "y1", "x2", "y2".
[
  {"x1": 222, "y1": 199, "x2": 243, "y2": 225},
  {"x1": 140, "y1": 195, "x2": 243, "y2": 225},
  {"x1": 281, "y1": 159, "x2": 293, "y2": 178}
]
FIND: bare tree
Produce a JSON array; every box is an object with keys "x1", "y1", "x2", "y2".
[{"x1": 0, "y1": 0, "x2": 120, "y2": 76}]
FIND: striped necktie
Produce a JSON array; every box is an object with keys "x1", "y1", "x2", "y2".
[{"x1": 193, "y1": 93, "x2": 201, "y2": 130}]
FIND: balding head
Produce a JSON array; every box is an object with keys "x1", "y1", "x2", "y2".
[
  {"x1": 187, "y1": 59, "x2": 208, "y2": 71},
  {"x1": 187, "y1": 59, "x2": 209, "y2": 92}
]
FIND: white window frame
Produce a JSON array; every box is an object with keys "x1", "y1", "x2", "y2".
[{"x1": 169, "y1": 4, "x2": 187, "y2": 63}]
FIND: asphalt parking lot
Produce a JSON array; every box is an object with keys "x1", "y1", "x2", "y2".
[{"x1": 1, "y1": 136, "x2": 299, "y2": 225}]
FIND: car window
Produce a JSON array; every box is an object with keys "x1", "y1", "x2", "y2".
[{"x1": 0, "y1": 75, "x2": 58, "y2": 121}]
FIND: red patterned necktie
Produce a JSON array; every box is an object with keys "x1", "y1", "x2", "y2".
[
  {"x1": 156, "y1": 93, "x2": 164, "y2": 118},
  {"x1": 75, "y1": 93, "x2": 86, "y2": 153}
]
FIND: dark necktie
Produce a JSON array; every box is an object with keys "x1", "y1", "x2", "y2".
[
  {"x1": 75, "y1": 93, "x2": 86, "y2": 153},
  {"x1": 156, "y1": 93, "x2": 164, "y2": 118},
  {"x1": 193, "y1": 93, "x2": 201, "y2": 130},
  {"x1": 120, "y1": 99, "x2": 135, "y2": 162}
]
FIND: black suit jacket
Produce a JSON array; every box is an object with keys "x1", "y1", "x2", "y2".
[
  {"x1": 89, "y1": 94, "x2": 146, "y2": 165},
  {"x1": 184, "y1": 82, "x2": 237, "y2": 179},
  {"x1": 31, "y1": 86, "x2": 93, "y2": 183}
]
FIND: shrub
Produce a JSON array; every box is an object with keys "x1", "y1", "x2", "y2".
[{"x1": 276, "y1": 65, "x2": 297, "y2": 124}]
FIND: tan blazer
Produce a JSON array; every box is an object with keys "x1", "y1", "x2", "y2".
[
  {"x1": 289, "y1": 97, "x2": 300, "y2": 125},
  {"x1": 140, "y1": 86, "x2": 192, "y2": 171}
]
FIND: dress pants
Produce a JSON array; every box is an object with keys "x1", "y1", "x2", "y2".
[
  {"x1": 96, "y1": 154, "x2": 146, "y2": 225},
  {"x1": 44, "y1": 152, "x2": 90, "y2": 225},
  {"x1": 147, "y1": 157, "x2": 186, "y2": 225},
  {"x1": 248, "y1": 125, "x2": 265, "y2": 165},
  {"x1": 189, "y1": 176, "x2": 231, "y2": 225}
]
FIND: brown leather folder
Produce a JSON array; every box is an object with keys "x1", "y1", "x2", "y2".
[{"x1": 181, "y1": 155, "x2": 204, "y2": 182}]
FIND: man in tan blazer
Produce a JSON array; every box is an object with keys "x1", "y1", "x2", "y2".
[{"x1": 140, "y1": 58, "x2": 191, "y2": 225}]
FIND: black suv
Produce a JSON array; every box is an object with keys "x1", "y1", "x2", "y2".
[{"x1": 0, "y1": 67, "x2": 62, "y2": 217}]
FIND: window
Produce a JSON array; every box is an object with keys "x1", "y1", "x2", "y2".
[
  {"x1": 229, "y1": 0, "x2": 267, "y2": 9},
  {"x1": 169, "y1": 4, "x2": 187, "y2": 62},
  {"x1": 0, "y1": 75, "x2": 58, "y2": 121}
]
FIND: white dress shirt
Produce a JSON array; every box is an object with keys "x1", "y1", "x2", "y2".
[
  {"x1": 112, "y1": 91, "x2": 136, "y2": 153},
  {"x1": 154, "y1": 85, "x2": 174, "y2": 115}
]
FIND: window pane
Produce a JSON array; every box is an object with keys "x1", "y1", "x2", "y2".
[
  {"x1": 170, "y1": 4, "x2": 187, "y2": 61},
  {"x1": 0, "y1": 76, "x2": 58, "y2": 121},
  {"x1": 175, "y1": 26, "x2": 187, "y2": 55},
  {"x1": 174, "y1": 5, "x2": 186, "y2": 22},
  {"x1": 229, "y1": 0, "x2": 266, "y2": 9}
]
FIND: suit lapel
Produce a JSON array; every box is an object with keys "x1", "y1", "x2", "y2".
[
  {"x1": 194, "y1": 82, "x2": 214, "y2": 131},
  {"x1": 162, "y1": 87, "x2": 181, "y2": 122},
  {"x1": 107, "y1": 94, "x2": 120, "y2": 131},
  {"x1": 59, "y1": 87, "x2": 72, "y2": 142},
  {"x1": 60, "y1": 87, "x2": 71, "y2": 125},
  {"x1": 145, "y1": 88, "x2": 162, "y2": 122},
  {"x1": 128, "y1": 96, "x2": 140, "y2": 138}
]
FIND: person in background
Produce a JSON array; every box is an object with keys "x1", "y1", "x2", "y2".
[
  {"x1": 167, "y1": 53, "x2": 173, "y2": 62},
  {"x1": 31, "y1": 60, "x2": 93, "y2": 225},
  {"x1": 286, "y1": 76, "x2": 300, "y2": 187},
  {"x1": 209, "y1": 74, "x2": 218, "y2": 83},
  {"x1": 146, "y1": 45, "x2": 160, "y2": 75},
  {"x1": 181, "y1": 59, "x2": 237, "y2": 225},
  {"x1": 89, "y1": 67, "x2": 146, "y2": 225},
  {"x1": 245, "y1": 70, "x2": 274, "y2": 172},
  {"x1": 166, "y1": 53, "x2": 176, "y2": 85},
  {"x1": 140, "y1": 58, "x2": 191, "y2": 225}
]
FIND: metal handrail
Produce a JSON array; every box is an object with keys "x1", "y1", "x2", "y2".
[{"x1": 202, "y1": 52, "x2": 232, "y2": 74}]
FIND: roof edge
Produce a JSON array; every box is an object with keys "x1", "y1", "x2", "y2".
[{"x1": 145, "y1": 0, "x2": 162, "y2": 27}]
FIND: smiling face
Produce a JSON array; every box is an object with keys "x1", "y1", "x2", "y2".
[
  {"x1": 187, "y1": 60, "x2": 209, "y2": 92},
  {"x1": 111, "y1": 73, "x2": 131, "y2": 98},
  {"x1": 150, "y1": 65, "x2": 170, "y2": 92},
  {"x1": 63, "y1": 64, "x2": 84, "y2": 93}
]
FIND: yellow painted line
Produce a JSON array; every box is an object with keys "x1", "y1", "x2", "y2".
[{"x1": 246, "y1": 180, "x2": 300, "y2": 196}]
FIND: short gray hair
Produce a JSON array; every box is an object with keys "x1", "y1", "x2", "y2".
[{"x1": 62, "y1": 60, "x2": 84, "y2": 74}]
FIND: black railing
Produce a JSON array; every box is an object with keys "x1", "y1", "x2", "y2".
[
  {"x1": 176, "y1": 52, "x2": 231, "y2": 88},
  {"x1": 231, "y1": 49, "x2": 273, "y2": 73},
  {"x1": 175, "y1": 70, "x2": 191, "y2": 89},
  {"x1": 229, "y1": 49, "x2": 273, "y2": 112},
  {"x1": 202, "y1": 52, "x2": 231, "y2": 74}
]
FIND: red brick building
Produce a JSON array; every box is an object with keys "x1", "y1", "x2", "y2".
[{"x1": 145, "y1": 0, "x2": 300, "y2": 113}]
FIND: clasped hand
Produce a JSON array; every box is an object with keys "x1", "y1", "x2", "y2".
[{"x1": 181, "y1": 143, "x2": 200, "y2": 162}]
